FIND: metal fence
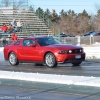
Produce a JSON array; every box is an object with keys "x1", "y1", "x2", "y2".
[
  {"x1": 0, "y1": 36, "x2": 100, "y2": 47},
  {"x1": 60, "y1": 36, "x2": 100, "y2": 46}
]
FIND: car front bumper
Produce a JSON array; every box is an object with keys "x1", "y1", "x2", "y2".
[{"x1": 56, "y1": 53, "x2": 85, "y2": 63}]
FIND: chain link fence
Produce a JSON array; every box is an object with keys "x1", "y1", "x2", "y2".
[
  {"x1": 0, "y1": 36, "x2": 100, "y2": 47},
  {"x1": 60, "y1": 36, "x2": 100, "y2": 46}
]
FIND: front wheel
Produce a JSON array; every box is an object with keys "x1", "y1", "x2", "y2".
[
  {"x1": 45, "y1": 53, "x2": 57, "y2": 68},
  {"x1": 9, "y1": 52, "x2": 19, "y2": 66},
  {"x1": 72, "y1": 62, "x2": 82, "y2": 66}
]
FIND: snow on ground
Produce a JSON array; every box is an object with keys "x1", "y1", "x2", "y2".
[
  {"x1": 0, "y1": 70, "x2": 100, "y2": 87},
  {"x1": 0, "y1": 47, "x2": 100, "y2": 87},
  {"x1": 0, "y1": 47, "x2": 4, "y2": 62}
]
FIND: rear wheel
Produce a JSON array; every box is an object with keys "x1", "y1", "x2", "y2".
[
  {"x1": 72, "y1": 62, "x2": 82, "y2": 66},
  {"x1": 45, "y1": 53, "x2": 57, "y2": 68},
  {"x1": 9, "y1": 52, "x2": 19, "y2": 66}
]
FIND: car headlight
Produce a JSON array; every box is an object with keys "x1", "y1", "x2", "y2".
[
  {"x1": 69, "y1": 50, "x2": 72, "y2": 53},
  {"x1": 58, "y1": 50, "x2": 68, "y2": 54},
  {"x1": 58, "y1": 50, "x2": 72, "y2": 54}
]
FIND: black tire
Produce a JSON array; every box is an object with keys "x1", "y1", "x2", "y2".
[
  {"x1": 45, "y1": 52, "x2": 57, "y2": 68},
  {"x1": 72, "y1": 62, "x2": 82, "y2": 66},
  {"x1": 9, "y1": 52, "x2": 19, "y2": 66}
]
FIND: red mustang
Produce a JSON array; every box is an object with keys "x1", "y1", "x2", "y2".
[{"x1": 3, "y1": 36, "x2": 85, "y2": 68}]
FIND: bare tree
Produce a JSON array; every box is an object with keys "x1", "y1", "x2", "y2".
[
  {"x1": 1, "y1": 0, "x2": 27, "y2": 9},
  {"x1": 95, "y1": 3, "x2": 100, "y2": 11},
  {"x1": 13, "y1": 0, "x2": 27, "y2": 10},
  {"x1": 1, "y1": 0, "x2": 11, "y2": 7}
]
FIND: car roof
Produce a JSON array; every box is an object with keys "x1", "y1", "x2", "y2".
[
  {"x1": 20, "y1": 36, "x2": 53, "y2": 40},
  {"x1": 92, "y1": 31, "x2": 100, "y2": 35}
]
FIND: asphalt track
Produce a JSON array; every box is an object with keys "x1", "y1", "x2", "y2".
[
  {"x1": 1, "y1": 44, "x2": 100, "y2": 99},
  {"x1": 0, "y1": 60, "x2": 100, "y2": 77},
  {"x1": 0, "y1": 60, "x2": 100, "y2": 99}
]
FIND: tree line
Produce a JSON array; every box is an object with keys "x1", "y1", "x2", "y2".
[
  {"x1": 37, "y1": 7, "x2": 100, "y2": 36},
  {"x1": 1, "y1": 0, "x2": 100, "y2": 36}
]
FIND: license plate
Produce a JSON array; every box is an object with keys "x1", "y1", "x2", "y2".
[{"x1": 75, "y1": 55, "x2": 81, "y2": 59}]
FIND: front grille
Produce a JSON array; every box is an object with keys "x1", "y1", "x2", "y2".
[
  {"x1": 64, "y1": 58, "x2": 85, "y2": 62},
  {"x1": 72, "y1": 49, "x2": 81, "y2": 53}
]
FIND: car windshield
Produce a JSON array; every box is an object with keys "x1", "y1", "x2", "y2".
[
  {"x1": 85, "y1": 32, "x2": 90, "y2": 35},
  {"x1": 36, "y1": 37, "x2": 62, "y2": 46}
]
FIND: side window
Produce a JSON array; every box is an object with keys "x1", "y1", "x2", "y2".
[
  {"x1": 23, "y1": 39, "x2": 36, "y2": 46},
  {"x1": 30, "y1": 39, "x2": 36, "y2": 44}
]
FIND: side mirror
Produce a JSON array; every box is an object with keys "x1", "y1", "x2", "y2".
[{"x1": 30, "y1": 44, "x2": 36, "y2": 47}]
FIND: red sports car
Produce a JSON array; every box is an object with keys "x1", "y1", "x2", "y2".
[{"x1": 3, "y1": 36, "x2": 85, "y2": 68}]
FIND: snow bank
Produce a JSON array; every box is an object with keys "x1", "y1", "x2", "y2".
[
  {"x1": 84, "y1": 47, "x2": 100, "y2": 59},
  {"x1": 0, "y1": 70, "x2": 100, "y2": 87},
  {"x1": 0, "y1": 47, "x2": 4, "y2": 62}
]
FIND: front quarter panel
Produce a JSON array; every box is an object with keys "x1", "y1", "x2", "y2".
[{"x1": 43, "y1": 47, "x2": 60, "y2": 61}]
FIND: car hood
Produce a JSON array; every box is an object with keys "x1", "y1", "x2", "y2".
[{"x1": 46, "y1": 44, "x2": 82, "y2": 50}]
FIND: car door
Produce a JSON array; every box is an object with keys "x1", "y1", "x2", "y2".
[{"x1": 18, "y1": 39, "x2": 42, "y2": 61}]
